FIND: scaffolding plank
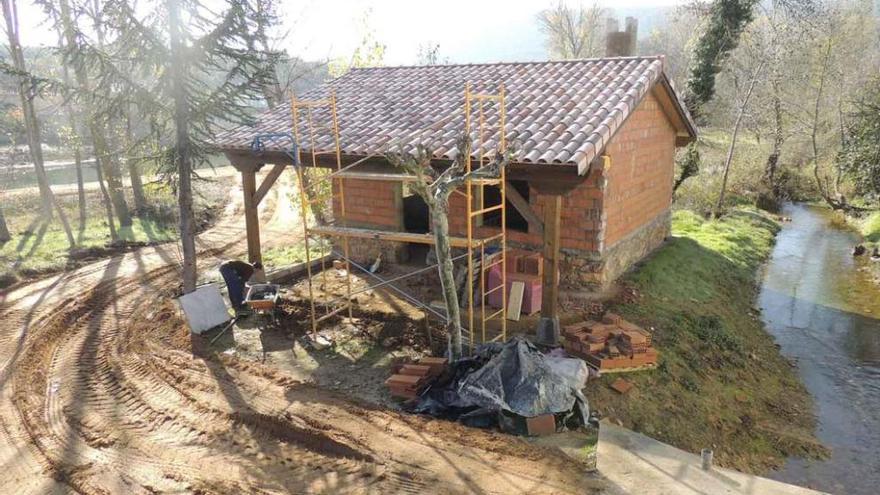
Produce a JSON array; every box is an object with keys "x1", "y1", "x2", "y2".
[
  {"x1": 337, "y1": 171, "x2": 419, "y2": 181},
  {"x1": 309, "y1": 225, "x2": 473, "y2": 247}
]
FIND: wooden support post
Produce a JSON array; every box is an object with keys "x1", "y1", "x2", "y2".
[
  {"x1": 253, "y1": 163, "x2": 287, "y2": 205},
  {"x1": 505, "y1": 180, "x2": 543, "y2": 235},
  {"x1": 537, "y1": 194, "x2": 562, "y2": 346},
  {"x1": 241, "y1": 169, "x2": 263, "y2": 272}
]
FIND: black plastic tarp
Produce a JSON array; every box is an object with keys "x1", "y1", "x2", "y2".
[{"x1": 411, "y1": 336, "x2": 589, "y2": 428}]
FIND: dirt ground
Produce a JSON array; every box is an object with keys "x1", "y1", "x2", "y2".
[{"x1": 0, "y1": 174, "x2": 599, "y2": 495}]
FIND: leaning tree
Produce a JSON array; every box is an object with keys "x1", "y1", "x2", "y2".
[{"x1": 387, "y1": 135, "x2": 513, "y2": 360}]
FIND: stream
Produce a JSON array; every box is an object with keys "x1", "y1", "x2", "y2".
[{"x1": 760, "y1": 203, "x2": 880, "y2": 494}]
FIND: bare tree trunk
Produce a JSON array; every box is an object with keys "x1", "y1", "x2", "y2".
[
  {"x1": 168, "y1": 0, "x2": 197, "y2": 293},
  {"x1": 59, "y1": 56, "x2": 88, "y2": 229},
  {"x1": 430, "y1": 200, "x2": 462, "y2": 359},
  {"x1": 125, "y1": 109, "x2": 147, "y2": 214},
  {"x1": 810, "y1": 40, "x2": 845, "y2": 210},
  {"x1": 387, "y1": 137, "x2": 510, "y2": 360},
  {"x1": 764, "y1": 58, "x2": 784, "y2": 198},
  {"x1": 57, "y1": 0, "x2": 119, "y2": 239},
  {"x1": 714, "y1": 60, "x2": 765, "y2": 218},
  {"x1": 0, "y1": 204, "x2": 10, "y2": 243},
  {"x1": 2, "y1": 0, "x2": 75, "y2": 248},
  {"x1": 90, "y1": 0, "x2": 131, "y2": 228}
]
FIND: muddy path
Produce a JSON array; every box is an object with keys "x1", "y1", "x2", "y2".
[{"x1": 0, "y1": 174, "x2": 590, "y2": 495}]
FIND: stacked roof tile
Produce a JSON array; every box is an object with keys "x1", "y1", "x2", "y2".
[{"x1": 215, "y1": 56, "x2": 694, "y2": 175}]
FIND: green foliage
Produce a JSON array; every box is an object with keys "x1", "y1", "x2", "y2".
[
  {"x1": 329, "y1": 9, "x2": 385, "y2": 77},
  {"x1": 839, "y1": 78, "x2": 880, "y2": 201},
  {"x1": 586, "y1": 208, "x2": 826, "y2": 472},
  {"x1": 685, "y1": 0, "x2": 758, "y2": 114},
  {"x1": 673, "y1": 142, "x2": 701, "y2": 193},
  {"x1": 860, "y1": 211, "x2": 880, "y2": 244}
]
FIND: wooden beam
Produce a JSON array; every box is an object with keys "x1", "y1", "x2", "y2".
[
  {"x1": 241, "y1": 169, "x2": 262, "y2": 265},
  {"x1": 540, "y1": 195, "x2": 562, "y2": 320},
  {"x1": 309, "y1": 224, "x2": 473, "y2": 247},
  {"x1": 253, "y1": 163, "x2": 287, "y2": 205},
  {"x1": 504, "y1": 181, "x2": 543, "y2": 235}
]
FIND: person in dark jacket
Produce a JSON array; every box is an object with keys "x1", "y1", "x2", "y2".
[{"x1": 219, "y1": 260, "x2": 262, "y2": 311}]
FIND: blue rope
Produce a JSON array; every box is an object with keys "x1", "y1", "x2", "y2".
[{"x1": 249, "y1": 132, "x2": 301, "y2": 167}]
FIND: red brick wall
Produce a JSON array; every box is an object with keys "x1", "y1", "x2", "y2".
[
  {"x1": 445, "y1": 178, "x2": 604, "y2": 253},
  {"x1": 332, "y1": 178, "x2": 402, "y2": 229},
  {"x1": 329, "y1": 91, "x2": 676, "y2": 264},
  {"x1": 601, "y1": 92, "x2": 676, "y2": 248}
]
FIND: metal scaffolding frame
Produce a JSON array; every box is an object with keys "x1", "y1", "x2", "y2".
[{"x1": 251, "y1": 84, "x2": 509, "y2": 352}]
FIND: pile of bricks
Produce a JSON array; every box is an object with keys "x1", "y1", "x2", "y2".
[
  {"x1": 562, "y1": 312, "x2": 658, "y2": 372},
  {"x1": 384, "y1": 357, "x2": 448, "y2": 399}
]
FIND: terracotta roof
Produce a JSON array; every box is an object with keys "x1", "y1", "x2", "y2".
[{"x1": 215, "y1": 57, "x2": 696, "y2": 175}]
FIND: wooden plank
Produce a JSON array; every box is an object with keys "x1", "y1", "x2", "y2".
[
  {"x1": 506, "y1": 281, "x2": 525, "y2": 322},
  {"x1": 337, "y1": 171, "x2": 418, "y2": 181},
  {"x1": 241, "y1": 170, "x2": 262, "y2": 265},
  {"x1": 540, "y1": 195, "x2": 562, "y2": 319},
  {"x1": 253, "y1": 163, "x2": 287, "y2": 205},
  {"x1": 309, "y1": 224, "x2": 472, "y2": 247},
  {"x1": 504, "y1": 181, "x2": 543, "y2": 235}
]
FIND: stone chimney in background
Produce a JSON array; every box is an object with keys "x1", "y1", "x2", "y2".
[{"x1": 605, "y1": 17, "x2": 638, "y2": 57}]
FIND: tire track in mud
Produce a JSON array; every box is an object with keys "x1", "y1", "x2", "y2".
[{"x1": 1, "y1": 182, "x2": 584, "y2": 495}]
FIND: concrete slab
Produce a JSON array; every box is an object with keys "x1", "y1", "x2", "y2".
[{"x1": 597, "y1": 421, "x2": 828, "y2": 495}]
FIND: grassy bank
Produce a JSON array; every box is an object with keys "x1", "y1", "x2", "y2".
[
  {"x1": 857, "y1": 210, "x2": 880, "y2": 247},
  {"x1": 585, "y1": 208, "x2": 827, "y2": 473},
  {"x1": 1, "y1": 181, "x2": 230, "y2": 287}
]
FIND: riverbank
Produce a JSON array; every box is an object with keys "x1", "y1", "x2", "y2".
[
  {"x1": 760, "y1": 204, "x2": 880, "y2": 494},
  {"x1": 585, "y1": 208, "x2": 827, "y2": 474}
]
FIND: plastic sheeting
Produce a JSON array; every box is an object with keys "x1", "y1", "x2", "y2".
[{"x1": 411, "y1": 336, "x2": 589, "y2": 429}]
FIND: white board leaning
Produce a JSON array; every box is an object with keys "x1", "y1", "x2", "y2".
[{"x1": 178, "y1": 283, "x2": 231, "y2": 334}]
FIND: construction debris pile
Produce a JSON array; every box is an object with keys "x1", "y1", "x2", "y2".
[
  {"x1": 563, "y1": 313, "x2": 658, "y2": 372},
  {"x1": 388, "y1": 337, "x2": 590, "y2": 436},
  {"x1": 385, "y1": 357, "x2": 449, "y2": 399}
]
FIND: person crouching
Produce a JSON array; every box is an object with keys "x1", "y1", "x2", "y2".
[{"x1": 219, "y1": 260, "x2": 262, "y2": 315}]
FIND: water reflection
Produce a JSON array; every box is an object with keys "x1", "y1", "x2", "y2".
[{"x1": 761, "y1": 203, "x2": 880, "y2": 494}]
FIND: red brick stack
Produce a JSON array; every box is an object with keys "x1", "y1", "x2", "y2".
[
  {"x1": 384, "y1": 357, "x2": 448, "y2": 399},
  {"x1": 562, "y1": 313, "x2": 658, "y2": 372}
]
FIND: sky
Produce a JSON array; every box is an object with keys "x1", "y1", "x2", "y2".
[{"x1": 14, "y1": 0, "x2": 690, "y2": 65}]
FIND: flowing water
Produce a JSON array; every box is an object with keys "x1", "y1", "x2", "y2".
[{"x1": 760, "y1": 203, "x2": 880, "y2": 494}]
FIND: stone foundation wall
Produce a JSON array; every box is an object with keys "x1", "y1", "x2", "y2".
[
  {"x1": 560, "y1": 209, "x2": 670, "y2": 291},
  {"x1": 340, "y1": 238, "x2": 410, "y2": 266}
]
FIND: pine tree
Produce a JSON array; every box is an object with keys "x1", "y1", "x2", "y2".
[
  {"x1": 97, "y1": 0, "x2": 279, "y2": 292},
  {"x1": 2, "y1": 0, "x2": 75, "y2": 248}
]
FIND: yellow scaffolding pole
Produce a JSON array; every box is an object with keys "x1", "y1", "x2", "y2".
[
  {"x1": 291, "y1": 92, "x2": 353, "y2": 338},
  {"x1": 290, "y1": 83, "x2": 508, "y2": 352}
]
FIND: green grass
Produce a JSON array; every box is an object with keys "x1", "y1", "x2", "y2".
[
  {"x1": 860, "y1": 211, "x2": 880, "y2": 245},
  {"x1": 585, "y1": 208, "x2": 826, "y2": 474},
  {"x1": 0, "y1": 179, "x2": 230, "y2": 287},
  {"x1": 261, "y1": 241, "x2": 329, "y2": 270}
]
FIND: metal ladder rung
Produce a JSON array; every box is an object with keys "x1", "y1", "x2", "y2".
[
  {"x1": 316, "y1": 304, "x2": 349, "y2": 323},
  {"x1": 482, "y1": 257, "x2": 504, "y2": 272},
  {"x1": 469, "y1": 178, "x2": 502, "y2": 186},
  {"x1": 470, "y1": 204, "x2": 503, "y2": 217},
  {"x1": 484, "y1": 284, "x2": 504, "y2": 297},
  {"x1": 478, "y1": 233, "x2": 505, "y2": 245},
  {"x1": 482, "y1": 308, "x2": 505, "y2": 322},
  {"x1": 293, "y1": 99, "x2": 332, "y2": 107}
]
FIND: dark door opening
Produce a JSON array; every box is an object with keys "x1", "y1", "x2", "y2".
[
  {"x1": 403, "y1": 185, "x2": 430, "y2": 263},
  {"x1": 482, "y1": 180, "x2": 529, "y2": 232}
]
